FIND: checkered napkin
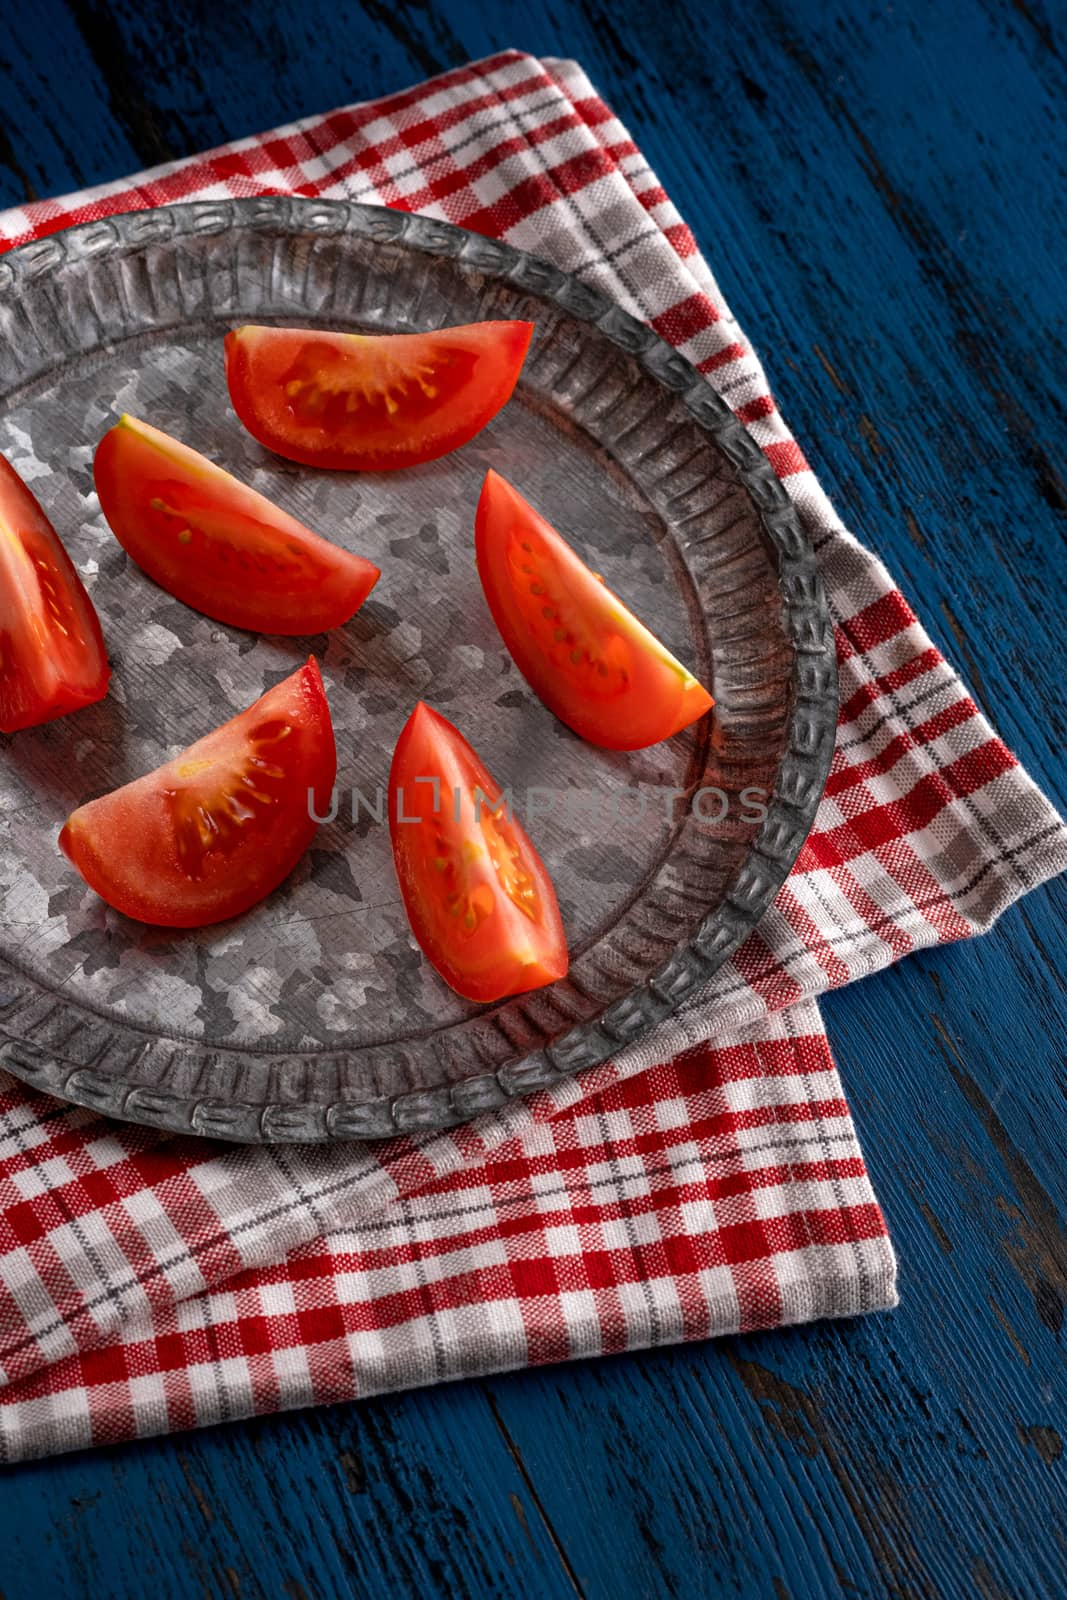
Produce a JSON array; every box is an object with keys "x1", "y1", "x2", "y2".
[{"x1": 0, "y1": 52, "x2": 1064, "y2": 1463}]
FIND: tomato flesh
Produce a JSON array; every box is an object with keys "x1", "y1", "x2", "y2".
[
  {"x1": 59, "y1": 659, "x2": 336, "y2": 927},
  {"x1": 225, "y1": 321, "x2": 533, "y2": 471},
  {"x1": 389, "y1": 702, "x2": 568, "y2": 1003},
  {"x1": 475, "y1": 470, "x2": 714, "y2": 750},
  {"x1": 94, "y1": 416, "x2": 380, "y2": 634},
  {"x1": 0, "y1": 454, "x2": 109, "y2": 733}
]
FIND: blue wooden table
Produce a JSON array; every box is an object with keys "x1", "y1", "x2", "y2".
[{"x1": 2, "y1": 2, "x2": 1065, "y2": 1595}]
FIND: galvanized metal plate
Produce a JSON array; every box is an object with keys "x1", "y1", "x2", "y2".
[{"x1": 0, "y1": 200, "x2": 836, "y2": 1139}]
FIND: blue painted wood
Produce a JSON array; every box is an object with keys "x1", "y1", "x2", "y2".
[{"x1": 0, "y1": 2, "x2": 1064, "y2": 1596}]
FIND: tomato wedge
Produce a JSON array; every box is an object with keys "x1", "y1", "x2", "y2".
[
  {"x1": 59, "y1": 659, "x2": 336, "y2": 927},
  {"x1": 389, "y1": 703, "x2": 568, "y2": 1003},
  {"x1": 224, "y1": 321, "x2": 533, "y2": 471},
  {"x1": 0, "y1": 454, "x2": 109, "y2": 733},
  {"x1": 94, "y1": 416, "x2": 380, "y2": 634},
  {"x1": 475, "y1": 470, "x2": 714, "y2": 751}
]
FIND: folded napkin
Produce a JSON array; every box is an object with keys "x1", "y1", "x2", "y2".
[{"x1": 0, "y1": 51, "x2": 1063, "y2": 1463}]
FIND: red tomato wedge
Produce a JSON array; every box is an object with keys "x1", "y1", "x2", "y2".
[
  {"x1": 224, "y1": 321, "x2": 533, "y2": 471},
  {"x1": 475, "y1": 470, "x2": 715, "y2": 751},
  {"x1": 389, "y1": 703, "x2": 568, "y2": 1004},
  {"x1": 59, "y1": 659, "x2": 336, "y2": 927},
  {"x1": 93, "y1": 416, "x2": 380, "y2": 634},
  {"x1": 0, "y1": 454, "x2": 109, "y2": 733}
]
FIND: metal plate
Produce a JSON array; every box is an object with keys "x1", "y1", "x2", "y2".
[{"x1": 0, "y1": 199, "x2": 837, "y2": 1141}]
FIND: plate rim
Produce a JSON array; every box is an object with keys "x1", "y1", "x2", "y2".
[{"x1": 0, "y1": 197, "x2": 838, "y2": 1141}]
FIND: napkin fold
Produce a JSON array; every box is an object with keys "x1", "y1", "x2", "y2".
[{"x1": 0, "y1": 50, "x2": 1063, "y2": 1462}]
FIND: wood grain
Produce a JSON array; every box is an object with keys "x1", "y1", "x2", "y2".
[{"x1": 0, "y1": 1, "x2": 1064, "y2": 1596}]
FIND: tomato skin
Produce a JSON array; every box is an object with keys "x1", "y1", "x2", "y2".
[
  {"x1": 475, "y1": 470, "x2": 714, "y2": 751},
  {"x1": 93, "y1": 416, "x2": 380, "y2": 634},
  {"x1": 59, "y1": 659, "x2": 336, "y2": 928},
  {"x1": 0, "y1": 454, "x2": 110, "y2": 733},
  {"x1": 224, "y1": 321, "x2": 533, "y2": 471},
  {"x1": 389, "y1": 702, "x2": 568, "y2": 1004}
]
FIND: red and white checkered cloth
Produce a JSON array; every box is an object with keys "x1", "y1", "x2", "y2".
[{"x1": 0, "y1": 51, "x2": 1063, "y2": 1463}]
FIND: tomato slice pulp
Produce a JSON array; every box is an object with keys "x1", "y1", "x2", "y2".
[
  {"x1": 389, "y1": 702, "x2": 568, "y2": 1003},
  {"x1": 60, "y1": 658, "x2": 336, "y2": 927},
  {"x1": 475, "y1": 470, "x2": 714, "y2": 750},
  {"x1": 94, "y1": 416, "x2": 380, "y2": 634},
  {"x1": 0, "y1": 454, "x2": 109, "y2": 733},
  {"x1": 225, "y1": 321, "x2": 533, "y2": 471}
]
